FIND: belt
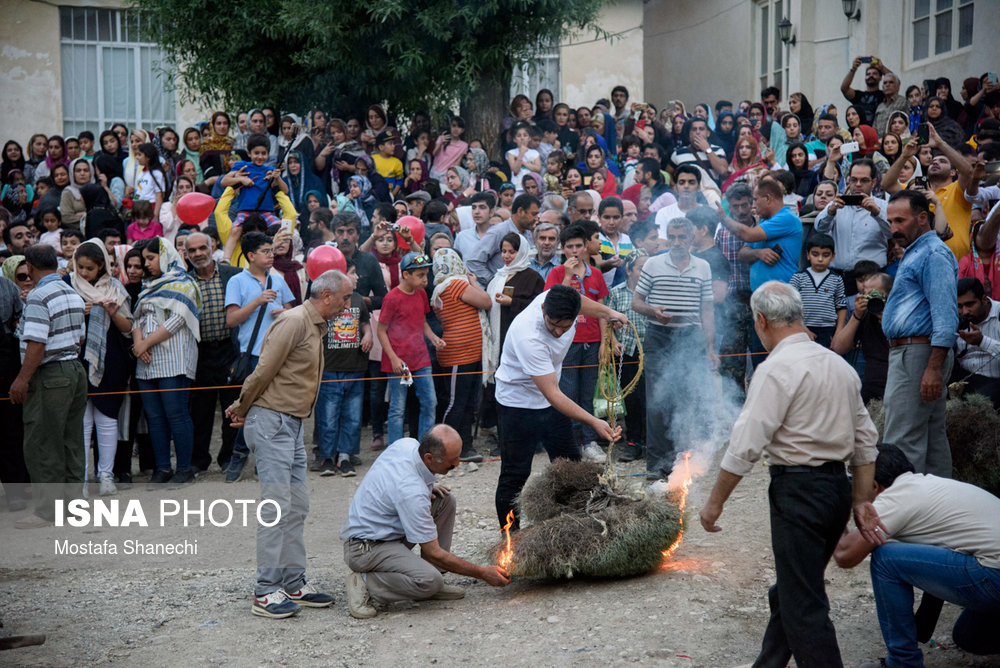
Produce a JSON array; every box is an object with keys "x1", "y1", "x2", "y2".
[
  {"x1": 769, "y1": 461, "x2": 845, "y2": 476},
  {"x1": 40, "y1": 359, "x2": 81, "y2": 368},
  {"x1": 888, "y1": 336, "x2": 931, "y2": 348}
]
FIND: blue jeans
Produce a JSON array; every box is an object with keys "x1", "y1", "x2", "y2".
[
  {"x1": 315, "y1": 371, "x2": 364, "y2": 460},
  {"x1": 137, "y1": 375, "x2": 194, "y2": 473},
  {"x1": 871, "y1": 542, "x2": 1000, "y2": 667},
  {"x1": 231, "y1": 355, "x2": 259, "y2": 459},
  {"x1": 387, "y1": 366, "x2": 436, "y2": 445},
  {"x1": 558, "y1": 341, "x2": 599, "y2": 444}
]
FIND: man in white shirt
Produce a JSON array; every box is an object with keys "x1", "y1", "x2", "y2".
[
  {"x1": 494, "y1": 286, "x2": 626, "y2": 529},
  {"x1": 340, "y1": 425, "x2": 511, "y2": 619},
  {"x1": 835, "y1": 443, "x2": 1000, "y2": 667},
  {"x1": 955, "y1": 277, "x2": 1000, "y2": 407},
  {"x1": 452, "y1": 193, "x2": 494, "y2": 261}
]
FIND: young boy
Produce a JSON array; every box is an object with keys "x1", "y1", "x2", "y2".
[
  {"x1": 536, "y1": 120, "x2": 559, "y2": 164},
  {"x1": 372, "y1": 129, "x2": 403, "y2": 198},
  {"x1": 789, "y1": 233, "x2": 846, "y2": 348},
  {"x1": 60, "y1": 228, "x2": 84, "y2": 271},
  {"x1": 620, "y1": 135, "x2": 643, "y2": 187},
  {"x1": 78, "y1": 131, "x2": 96, "y2": 160},
  {"x1": 220, "y1": 133, "x2": 288, "y2": 228},
  {"x1": 377, "y1": 251, "x2": 443, "y2": 444},
  {"x1": 629, "y1": 220, "x2": 661, "y2": 257},
  {"x1": 126, "y1": 200, "x2": 163, "y2": 243},
  {"x1": 544, "y1": 223, "x2": 610, "y2": 461},
  {"x1": 311, "y1": 258, "x2": 372, "y2": 477},
  {"x1": 597, "y1": 196, "x2": 633, "y2": 288}
]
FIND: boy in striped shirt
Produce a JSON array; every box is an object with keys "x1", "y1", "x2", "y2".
[{"x1": 789, "y1": 233, "x2": 847, "y2": 348}]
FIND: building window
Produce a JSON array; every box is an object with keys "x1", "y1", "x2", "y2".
[
  {"x1": 511, "y1": 45, "x2": 560, "y2": 102},
  {"x1": 754, "y1": 0, "x2": 788, "y2": 97},
  {"x1": 59, "y1": 7, "x2": 176, "y2": 138},
  {"x1": 912, "y1": 0, "x2": 974, "y2": 62}
]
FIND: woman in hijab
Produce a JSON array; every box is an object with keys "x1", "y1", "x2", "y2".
[
  {"x1": 785, "y1": 142, "x2": 819, "y2": 200},
  {"x1": 266, "y1": 224, "x2": 306, "y2": 305},
  {"x1": 93, "y1": 153, "x2": 126, "y2": 207},
  {"x1": 80, "y1": 183, "x2": 125, "y2": 240},
  {"x1": 180, "y1": 128, "x2": 205, "y2": 183},
  {"x1": 483, "y1": 232, "x2": 543, "y2": 378},
  {"x1": 403, "y1": 158, "x2": 430, "y2": 195},
  {"x1": 121, "y1": 129, "x2": 152, "y2": 197},
  {"x1": 25, "y1": 133, "x2": 48, "y2": 179},
  {"x1": 283, "y1": 150, "x2": 324, "y2": 214},
  {"x1": 33, "y1": 135, "x2": 69, "y2": 182},
  {"x1": 442, "y1": 165, "x2": 472, "y2": 205},
  {"x1": 789, "y1": 93, "x2": 815, "y2": 137},
  {"x1": 885, "y1": 110, "x2": 912, "y2": 141},
  {"x1": 773, "y1": 113, "x2": 807, "y2": 166},
  {"x1": 722, "y1": 135, "x2": 769, "y2": 192},
  {"x1": 346, "y1": 174, "x2": 377, "y2": 230},
  {"x1": 430, "y1": 246, "x2": 493, "y2": 458},
  {"x1": 157, "y1": 175, "x2": 196, "y2": 242},
  {"x1": 361, "y1": 104, "x2": 403, "y2": 159},
  {"x1": 1, "y1": 170, "x2": 32, "y2": 223},
  {"x1": 132, "y1": 236, "x2": 202, "y2": 487},
  {"x1": 70, "y1": 239, "x2": 133, "y2": 495},
  {"x1": 60, "y1": 157, "x2": 95, "y2": 226},
  {"x1": 934, "y1": 78, "x2": 964, "y2": 121},
  {"x1": 925, "y1": 96, "x2": 966, "y2": 148},
  {"x1": 199, "y1": 111, "x2": 235, "y2": 181},
  {"x1": 2, "y1": 140, "x2": 26, "y2": 185},
  {"x1": 352, "y1": 154, "x2": 390, "y2": 202},
  {"x1": 2, "y1": 255, "x2": 33, "y2": 300},
  {"x1": 844, "y1": 105, "x2": 863, "y2": 133},
  {"x1": 711, "y1": 111, "x2": 737, "y2": 161}
]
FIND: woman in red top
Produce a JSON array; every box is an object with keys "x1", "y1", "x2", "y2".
[{"x1": 431, "y1": 247, "x2": 492, "y2": 462}]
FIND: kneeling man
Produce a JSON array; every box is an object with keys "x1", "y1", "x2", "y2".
[{"x1": 340, "y1": 424, "x2": 510, "y2": 618}]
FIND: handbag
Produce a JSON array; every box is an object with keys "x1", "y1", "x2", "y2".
[{"x1": 228, "y1": 276, "x2": 271, "y2": 384}]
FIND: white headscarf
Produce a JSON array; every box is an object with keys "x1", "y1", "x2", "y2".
[
  {"x1": 71, "y1": 239, "x2": 132, "y2": 386},
  {"x1": 484, "y1": 233, "x2": 532, "y2": 381},
  {"x1": 430, "y1": 248, "x2": 491, "y2": 375},
  {"x1": 66, "y1": 157, "x2": 95, "y2": 201}
]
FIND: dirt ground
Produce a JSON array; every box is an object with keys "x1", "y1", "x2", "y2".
[{"x1": 0, "y1": 423, "x2": 993, "y2": 668}]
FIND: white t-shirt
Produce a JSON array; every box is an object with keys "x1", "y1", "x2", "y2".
[
  {"x1": 495, "y1": 291, "x2": 576, "y2": 409},
  {"x1": 654, "y1": 203, "x2": 686, "y2": 238},
  {"x1": 874, "y1": 472, "x2": 1000, "y2": 569},
  {"x1": 505, "y1": 147, "x2": 540, "y2": 193},
  {"x1": 134, "y1": 170, "x2": 165, "y2": 203}
]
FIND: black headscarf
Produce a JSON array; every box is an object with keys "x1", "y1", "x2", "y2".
[
  {"x1": 80, "y1": 183, "x2": 125, "y2": 240},
  {"x1": 933, "y1": 77, "x2": 964, "y2": 120},
  {"x1": 94, "y1": 153, "x2": 123, "y2": 183},
  {"x1": 795, "y1": 94, "x2": 816, "y2": 137},
  {"x1": 711, "y1": 111, "x2": 737, "y2": 160},
  {"x1": 926, "y1": 96, "x2": 966, "y2": 148}
]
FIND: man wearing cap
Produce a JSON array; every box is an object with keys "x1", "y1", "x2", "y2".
[
  {"x1": 373, "y1": 129, "x2": 404, "y2": 198},
  {"x1": 404, "y1": 190, "x2": 430, "y2": 220}
]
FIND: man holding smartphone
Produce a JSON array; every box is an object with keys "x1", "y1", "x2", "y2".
[
  {"x1": 814, "y1": 158, "x2": 890, "y2": 295},
  {"x1": 841, "y1": 56, "x2": 892, "y2": 126}
]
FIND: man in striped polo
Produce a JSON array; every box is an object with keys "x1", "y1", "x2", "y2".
[
  {"x1": 8, "y1": 244, "x2": 87, "y2": 529},
  {"x1": 631, "y1": 217, "x2": 717, "y2": 481}
]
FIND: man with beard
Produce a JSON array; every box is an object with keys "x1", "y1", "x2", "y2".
[{"x1": 841, "y1": 56, "x2": 893, "y2": 126}]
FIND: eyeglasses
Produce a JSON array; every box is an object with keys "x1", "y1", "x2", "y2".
[
  {"x1": 251, "y1": 248, "x2": 275, "y2": 256},
  {"x1": 15, "y1": 273, "x2": 30, "y2": 281}
]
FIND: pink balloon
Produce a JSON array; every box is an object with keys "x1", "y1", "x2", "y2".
[
  {"x1": 176, "y1": 192, "x2": 215, "y2": 225},
  {"x1": 396, "y1": 215, "x2": 425, "y2": 248},
  {"x1": 306, "y1": 245, "x2": 347, "y2": 280}
]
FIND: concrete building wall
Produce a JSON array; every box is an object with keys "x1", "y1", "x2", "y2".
[
  {"x1": 1, "y1": 0, "x2": 63, "y2": 141},
  {"x1": 642, "y1": 0, "x2": 754, "y2": 110},
  {"x1": 560, "y1": 0, "x2": 645, "y2": 108}
]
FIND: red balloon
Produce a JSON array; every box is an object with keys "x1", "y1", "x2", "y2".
[
  {"x1": 306, "y1": 245, "x2": 347, "y2": 280},
  {"x1": 396, "y1": 215, "x2": 425, "y2": 248},
  {"x1": 176, "y1": 192, "x2": 216, "y2": 225}
]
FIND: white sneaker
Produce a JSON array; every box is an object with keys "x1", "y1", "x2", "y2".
[
  {"x1": 582, "y1": 441, "x2": 606, "y2": 462},
  {"x1": 98, "y1": 472, "x2": 117, "y2": 496},
  {"x1": 346, "y1": 572, "x2": 377, "y2": 619}
]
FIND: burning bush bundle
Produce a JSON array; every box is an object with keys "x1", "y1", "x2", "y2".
[
  {"x1": 496, "y1": 459, "x2": 683, "y2": 579},
  {"x1": 867, "y1": 394, "x2": 1000, "y2": 496}
]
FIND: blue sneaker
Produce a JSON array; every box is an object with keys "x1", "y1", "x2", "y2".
[
  {"x1": 224, "y1": 454, "x2": 247, "y2": 483},
  {"x1": 252, "y1": 589, "x2": 300, "y2": 618},
  {"x1": 285, "y1": 582, "x2": 334, "y2": 608}
]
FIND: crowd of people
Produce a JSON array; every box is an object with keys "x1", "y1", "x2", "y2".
[{"x1": 1, "y1": 58, "x2": 999, "y2": 663}]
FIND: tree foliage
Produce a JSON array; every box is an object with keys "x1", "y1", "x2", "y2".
[{"x1": 135, "y1": 0, "x2": 610, "y2": 120}]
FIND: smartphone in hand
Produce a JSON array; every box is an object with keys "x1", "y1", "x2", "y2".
[{"x1": 917, "y1": 123, "x2": 930, "y2": 145}]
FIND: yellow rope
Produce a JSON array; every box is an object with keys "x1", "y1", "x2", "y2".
[{"x1": 598, "y1": 321, "x2": 644, "y2": 476}]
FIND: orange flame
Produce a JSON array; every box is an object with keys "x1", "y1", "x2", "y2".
[
  {"x1": 498, "y1": 510, "x2": 515, "y2": 571},
  {"x1": 662, "y1": 452, "x2": 693, "y2": 561}
]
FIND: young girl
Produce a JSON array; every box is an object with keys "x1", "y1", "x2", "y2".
[
  {"x1": 158, "y1": 175, "x2": 196, "y2": 242},
  {"x1": 71, "y1": 240, "x2": 133, "y2": 495},
  {"x1": 38, "y1": 208, "x2": 63, "y2": 250},
  {"x1": 543, "y1": 150, "x2": 565, "y2": 193},
  {"x1": 126, "y1": 200, "x2": 163, "y2": 243},
  {"x1": 505, "y1": 123, "x2": 541, "y2": 193},
  {"x1": 134, "y1": 143, "x2": 166, "y2": 220}
]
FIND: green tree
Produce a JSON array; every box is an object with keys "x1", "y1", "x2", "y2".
[{"x1": 135, "y1": 0, "x2": 610, "y2": 155}]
